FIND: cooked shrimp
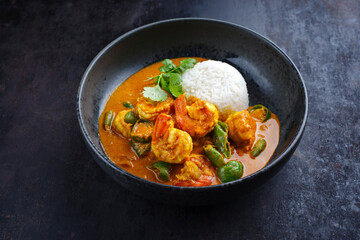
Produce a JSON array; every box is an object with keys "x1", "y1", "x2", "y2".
[
  {"x1": 225, "y1": 110, "x2": 256, "y2": 151},
  {"x1": 136, "y1": 93, "x2": 174, "y2": 122},
  {"x1": 151, "y1": 114, "x2": 193, "y2": 164},
  {"x1": 174, "y1": 94, "x2": 219, "y2": 138},
  {"x1": 113, "y1": 109, "x2": 133, "y2": 138},
  {"x1": 173, "y1": 155, "x2": 214, "y2": 187}
]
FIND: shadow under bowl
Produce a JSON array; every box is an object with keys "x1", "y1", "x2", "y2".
[{"x1": 77, "y1": 18, "x2": 308, "y2": 205}]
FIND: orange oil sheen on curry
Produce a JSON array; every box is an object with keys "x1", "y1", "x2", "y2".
[{"x1": 99, "y1": 57, "x2": 280, "y2": 186}]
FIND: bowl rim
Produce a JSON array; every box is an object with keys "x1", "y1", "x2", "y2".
[{"x1": 77, "y1": 17, "x2": 308, "y2": 191}]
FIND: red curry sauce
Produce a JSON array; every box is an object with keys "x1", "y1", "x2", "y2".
[{"x1": 98, "y1": 57, "x2": 280, "y2": 185}]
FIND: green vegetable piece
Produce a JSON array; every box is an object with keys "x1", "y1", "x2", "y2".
[
  {"x1": 179, "y1": 58, "x2": 197, "y2": 72},
  {"x1": 159, "y1": 66, "x2": 165, "y2": 73},
  {"x1": 249, "y1": 104, "x2": 271, "y2": 122},
  {"x1": 131, "y1": 140, "x2": 151, "y2": 157},
  {"x1": 217, "y1": 121, "x2": 228, "y2": 133},
  {"x1": 122, "y1": 102, "x2": 134, "y2": 109},
  {"x1": 104, "y1": 110, "x2": 115, "y2": 131},
  {"x1": 169, "y1": 73, "x2": 181, "y2": 84},
  {"x1": 217, "y1": 161, "x2": 243, "y2": 183},
  {"x1": 143, "y1": 85, "x2": 168, "y2": 102},
  {"x1": 212, "y1": 122, "x2": 231, "y2": 159},
  {"x1": 160, "y1": 74, "x2": 170, "y2": 93},
  {"x1": 124, "y1": 111, "x2": 138, "y2": 124},
  {"x1": 130, "y1": 120, "x2": 153, "y2": 143},
  {"x1": 143, "y1": 58, "x2": 198, "y2": 100},
  {"x1": 203, "y1": 145, "x2": 226, "y2": 168},
  {"x1": 152, "y1": 161, "x2": 171, "y2": 181},
  {"x1": 152, "y1": 75, "x2": 160, "y2": 84},
  {"x1": 250, "y1": 139, "x2": 267, "y2": 157},
  {"x1": 159, "y1": 59, "x2": 177, "y2": 73},
  {"x1": 168, "y1": 73, "x2": 183, "y2": 98}
]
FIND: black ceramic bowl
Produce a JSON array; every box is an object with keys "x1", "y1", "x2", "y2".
[{"x1": 77, "y1": 18, "x2": 307, "y2": 205}]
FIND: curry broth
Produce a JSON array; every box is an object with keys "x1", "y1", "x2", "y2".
[{"x1": 99, "y1": 57, "x2": 280, "y2": 185}]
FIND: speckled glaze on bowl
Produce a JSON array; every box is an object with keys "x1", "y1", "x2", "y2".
[{"x1": 77, "y1": 18, "x2": 308, "y2": 205}]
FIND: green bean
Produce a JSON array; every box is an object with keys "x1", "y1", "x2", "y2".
[
  {"x1": 250, "y1": 139, "x2": 267, "y2": 157},
  {"x1": 152, "y1": 161, "x2": 171, "y2": 181},
  {"x1": 212, "y1": 122, "x2": 231, "y2": 159},
  {"x1": 104, "y1": 110, "x2": 115, "y2": 131},
  {"x1": 131, "y1": 140, "x2": 151, "y2": 157},
  {"x1": 249, "y1": 104, "x2": 271, "y2": 122},
  {"x1": 124, "y1": 111, "x2": 138, "y2": 124},
  {"x1": 217, "y1": 121, "x2": 228, "y2": 133},
  {"x1": 217, "y1": 161, "x2": 243, "y2": 183},
  {"x1": 203, "y1": 145, "x2": 226, "y2": 168},
  {"x1": 123, "y1": 102, "x2": 134, "y2": 109}
]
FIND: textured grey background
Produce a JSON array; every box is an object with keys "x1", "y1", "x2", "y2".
[{"x1": 1, "y1": 0, "x2": 359, "y2": 239}]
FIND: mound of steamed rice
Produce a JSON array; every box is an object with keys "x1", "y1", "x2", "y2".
[{"x1": 182, "y1": 60, "x2": 249, "y2": 117}]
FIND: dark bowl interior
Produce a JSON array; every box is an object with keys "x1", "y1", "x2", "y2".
[{"x1": 77, "y1": 18, "x2": 307, "y2": 205}]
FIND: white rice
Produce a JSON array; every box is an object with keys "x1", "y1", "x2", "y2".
[{"x1": 182, "y1": 60, "x2": 249, "y2": 117}]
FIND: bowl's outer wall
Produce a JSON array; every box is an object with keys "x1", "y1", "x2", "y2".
[{"x1": 78, "y1": 19, "x2": 307, "y2": 205}]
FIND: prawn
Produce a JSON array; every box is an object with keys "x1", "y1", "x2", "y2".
[
  {"x1": 151, "y1": 114, "x2": 193, "y2": 164},
  {"x1": 173, "y1": 155, "x2": 214, "y2": 187},
  {"x1": 174, "y1": 94, "x2": 219, "y2": 138},
  {"x1": 113, "y1": 109, "x2": 133, "y2": 138},
  {"x1": 225, "y1": 110, "x2": 256, "y2": 151},
  {"x1": 136, "y1": 93, "x2": 174, "y2": 122}
]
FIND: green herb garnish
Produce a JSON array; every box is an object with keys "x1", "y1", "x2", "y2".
[
  {"x1": 179, "y1": 58, "x2": 197, "y2": 72},
  {"x1": 168, "y1": 73, "x2": 183, "y2": 97},
  {"x1": 142, "y1": 58, "x2": 197, "y2": 101},
  {"x1": 143, "y1": 85, "x2": 168, "y2": 102}
]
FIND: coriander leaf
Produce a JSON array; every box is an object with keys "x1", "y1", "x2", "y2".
[
  {"x1": 143, "y1": 85, "x2": 168, "y2": 101},
  {"x1": 179, "y1": 58, "x2": 197, "y2": 72},
  {"x1": 169, "y1": 73, "x2": 182, "y2": 85},
  {"x1": 158, "y1": 66, "x2": 165, "y2": 73},
  {"x1": 171, "y1": 68, "x2": 182, "y2": 74},
  {"x1": 144, "y1": 58, "x2": 197, "y2": 100},
  {"x1": 160, "y1": 74, "x2": 170, "y2": 93},
  {"x1": 153, "y1": 75, "x2": 160, "y2": 84},
  {"x1": 160, "y1": 59, "x2": 177, "y2": 72},
  {"x1": 168, "y1": 73, "x2": 183, "y2": 98},
  {"x1": 169, "y1": 84, "x2": 183, "y2": 98}
]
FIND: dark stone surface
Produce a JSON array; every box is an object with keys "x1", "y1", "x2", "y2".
[{"x1": 0, "y1": 0, "x2": 359, "y2": 239}]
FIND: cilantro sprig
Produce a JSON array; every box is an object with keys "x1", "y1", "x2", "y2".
[{"x1": 142, "y1": 58, "x2": 197, "y2": 102}]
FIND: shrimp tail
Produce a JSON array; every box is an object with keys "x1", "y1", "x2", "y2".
[
  {"x1": 174, "y1": 94, "x2": 190, "y2": 130},
  {"x1": 174, "y1": 94, "x2": 187, "y2": 114},
  {"x1": 152, "y1": 114, "x2": 172, "y2": 140}
]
